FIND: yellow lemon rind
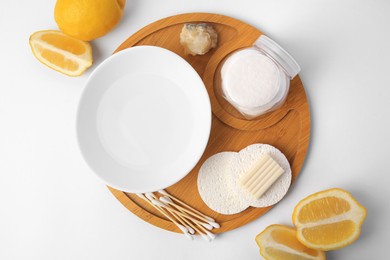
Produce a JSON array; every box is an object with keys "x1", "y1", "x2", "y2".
[
  {"x1": 54, "y1": 0, "x2": 126, "y2": 41},
  {"x1": 29, "y1": 30, "x2": 93, "y2": 77},
  {"x1": 256, "y1": 224, "x2": 326, "y2": 260},
  {"x1": 292, "y1": 188, "x2": 367, "y2": 251}
]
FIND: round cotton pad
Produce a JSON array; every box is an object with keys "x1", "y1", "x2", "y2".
[
  {"x1": 221, "y1": 49, "x2": 280, "y2": 108},
  {"x1": 220, "y1": 48, "x2": 290, "y2": 118},
  {"x1": 198, "y1": 144, "x2": 291, "y2": 215},
  {"x1": 229, "y1": 144, "x2": 291, "y2": 208},
  {"x1": 197, "y1": 152, "x2": 249, "y2": 215}
]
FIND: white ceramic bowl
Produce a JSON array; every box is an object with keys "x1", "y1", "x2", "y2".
[{"x1": 77, "y1": 46, "x2": 211, "y2": 193}]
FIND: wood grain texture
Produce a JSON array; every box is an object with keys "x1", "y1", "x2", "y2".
[{"x1": 108, "y1": 13, "x2": 310, "y2": 234}]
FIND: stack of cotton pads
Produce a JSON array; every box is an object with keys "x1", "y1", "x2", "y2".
[
  {"x1": 220, "y1": 49, "x2": 289, "y2": 118},
  {"x1": 197, "y1": 144, "x2": 291, "y2": 215}
]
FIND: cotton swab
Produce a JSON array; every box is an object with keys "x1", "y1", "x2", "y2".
[
  {"x1": 182, "y1": 214, "x2": 215, "y2": 240},
  {"x1": 159, "y1": 203, "x2": 215, "y2": 238},
  {"x1": 141, "y1": 192, "x2": 219, "y2": 241},
  {"x1": 162, "y1": 204, "x2": 195, "y2": 235},
  {"x1": 183, "y1": 223, "x2": 195, "y2": 235},
  {"x1": 145, "y1": 193, "x2": 197, "y2": 235},
  {"x1": 171, "y1": 212, "x2": 195, "y2": 235},
  {"x1": 167, "y1": 203, "x2": 215, "y2": 236},
  {"x1": 159, "y1": 195, "x2": 218, "y2": 227},
  {"x1": 175, "y1": 217, "x2": 214, "y2": 242},
  {"x1": 158, "y1": 190, "x2": 215, "y2": 222},
  {"x1": 145, "y1": 192, "x2": 158, "y2": 200},
  {"x1": 160, "y1": 196, "x2": 220, "y2": 229},
  {"x1": 145, "y1": 195, "x2": 214, "y2": 241},
  {"x1": 137, "y1": 193, "x2": 180, "y2": 227},
  {"x1": 136, "y1": 193, "x2": 191, "y2": 239},
  {"x1": 208, "y1": 221, "x2": 220, "y2": 229},
  {"x1": 172, "y1": 212, "x2": 196, "y2": 235},
  {"x1": 153, "y1": 198, "x2": 206, "y2": 226}
]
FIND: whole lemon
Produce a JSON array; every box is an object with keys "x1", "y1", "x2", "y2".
[{"x1": 54, "y1": 0, "x2": 126, "y2": 41}]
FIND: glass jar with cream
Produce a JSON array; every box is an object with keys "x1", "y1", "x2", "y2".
[{"x1": 219, "y1": 35, "x2": 300, "y2": 119}]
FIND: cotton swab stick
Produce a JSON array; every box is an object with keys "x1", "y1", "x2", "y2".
[
  {"x1": 159, "y1": 195, "x2": 219, "y2": 227},
  {"x1": 161, "y1": 196, "x2": 220, "y2": 229},
  {"x1": 145, "y1": 192, "x2": 158, "y2": 200},
  {"x1": 165, "y1": 206, "x2": 215, "y2": 233},
  {"x1": 147, "y1": 196, "x2": 202, "y2": 227},
  {"x1": 167, "y1": 209, "x2": 195, "y2": 235},
  {"x1": 173, "y1": 212, "x2": 198, "y2": 235},
  {"x1": 208, "y1": 221, "x2": 220, "y2": 229},
  {"x1": 193, "y1": 224, "x2": 216, "y2": 241},
  {"x1": 151, "y1": 198, "x2": 203, "y2": 224},
  {"x1": 148, "y1": 193, "x2": 216, "y2": 229},
  {"x1": 144, "y1": 192, "x2": 218, "y2": 241},
  {"x1": 161, "y1": 205, "x2": 207, "y2": 241},
  {"x1": 172, "y1": 214, "x2": 214, "y2": 242},
  {"x1": 158, "y1": 190, "x2": 215, "y2": 222},
  {"x1": 178, "y1": 214, "x2": 215, "y2": 241},
  {"x1": 171, "y1": 211, "x2": 195, "y2": 237},
  {"x1": 161, "y1": 197, "x2": 214, "y2": 230},
  {"x1": 165, "y1": 207, "x2": 213, "y2": 230},
  {"x1": 136, "y1": 193, "x2": 190, "y2": 239},
  {"x1": 184, "y1": 220, "x2": 215, "y2": 242},
  {"x1": 138, "y1": 193, "x2": 182, "y2": 229},
  {"x1": 146, "y1": 195, "x2": 215, "y2": 241},
  {"x1": 144, "y1": 193, "x2": 197, "y2": 237},
  {"x1": 158, "y1": 200, "x2": 211, "y2": 238}
]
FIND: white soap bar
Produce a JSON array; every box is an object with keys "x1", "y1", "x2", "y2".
[
  {"x1": 228, "y1": 144, "x2": 291, "y2": 208},
  {"x1": 197, "y1": 144, "x2": 291, "y2": 214},
  {"x1": 240, "y1": 154, "x2": 284, "y2": 199}
]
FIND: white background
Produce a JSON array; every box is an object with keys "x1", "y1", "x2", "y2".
[{"x1": 1, "y1": 0, "x2": 389, "y2": 259}]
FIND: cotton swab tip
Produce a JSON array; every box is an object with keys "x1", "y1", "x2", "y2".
[
  {"x1": 162, "y1": 196, "x2": 173, "y2": 203},
  {"x1": 206, "y1": 231, "x2": 216, "y2": 240},
  {"x1": 186, "y1": 226, "x2": 195, "y2": 235},
  {"x1": 209, "y1": 222, "x2": 220, "y2": 228},
  {"x1": 178, "y1": 224, "x2": 188, "y2": 234},
  {"x1": 148, "y1": 197, "x2": 166, "y2": 207},
  {"x1": 160, "y1": 196, "x2": 171, "y2": 204},
  {"x1": 200, "y1": 223, "x2": 213, "y2": 230},
  {"x1": 144, "y1": 193, "x2": 154, "y2": 201},
  {"x1": 158, "y1": 190, "x2": 169, "y2": 196},
  {"x1": 205, "y1": 216, "x2": 215, "y2": 222},
  {"x1": 154, "y1": 200, "x2": 166, "y2": 208},
  {"x1": 145, "y1": 192, "x2": 157, "y2": 199}
]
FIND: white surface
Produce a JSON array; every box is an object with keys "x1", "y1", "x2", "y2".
[
  {"x1": 1, "y1": 0, "x2": 389, "y2": 259},
  {"x1": 77, "y1": 46, "x2": 211, "y2": 193}
]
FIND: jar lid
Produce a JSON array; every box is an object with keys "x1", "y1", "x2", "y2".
[{"x1": 254, "y1": 35, "x2": 301, "y2": 79}]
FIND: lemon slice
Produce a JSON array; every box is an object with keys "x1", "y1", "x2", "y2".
[
  {"x1": 292, "y1": 188, "x2": 367, "y2": 251},
  {"x1": 29, "y1": 30, "x2": 92, "y2": 76},
  {"x1": 256, "y1": 224, "x2": 326, "y2": 260}
]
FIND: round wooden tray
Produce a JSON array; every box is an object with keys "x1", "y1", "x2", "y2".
[{"x1": 108, "y1": 13, "x2": 310, "y2": 234}]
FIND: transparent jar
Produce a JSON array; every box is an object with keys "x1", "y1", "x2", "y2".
[{"x1": 219, "y1": 35, "x2": 301, "y2": 119}]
